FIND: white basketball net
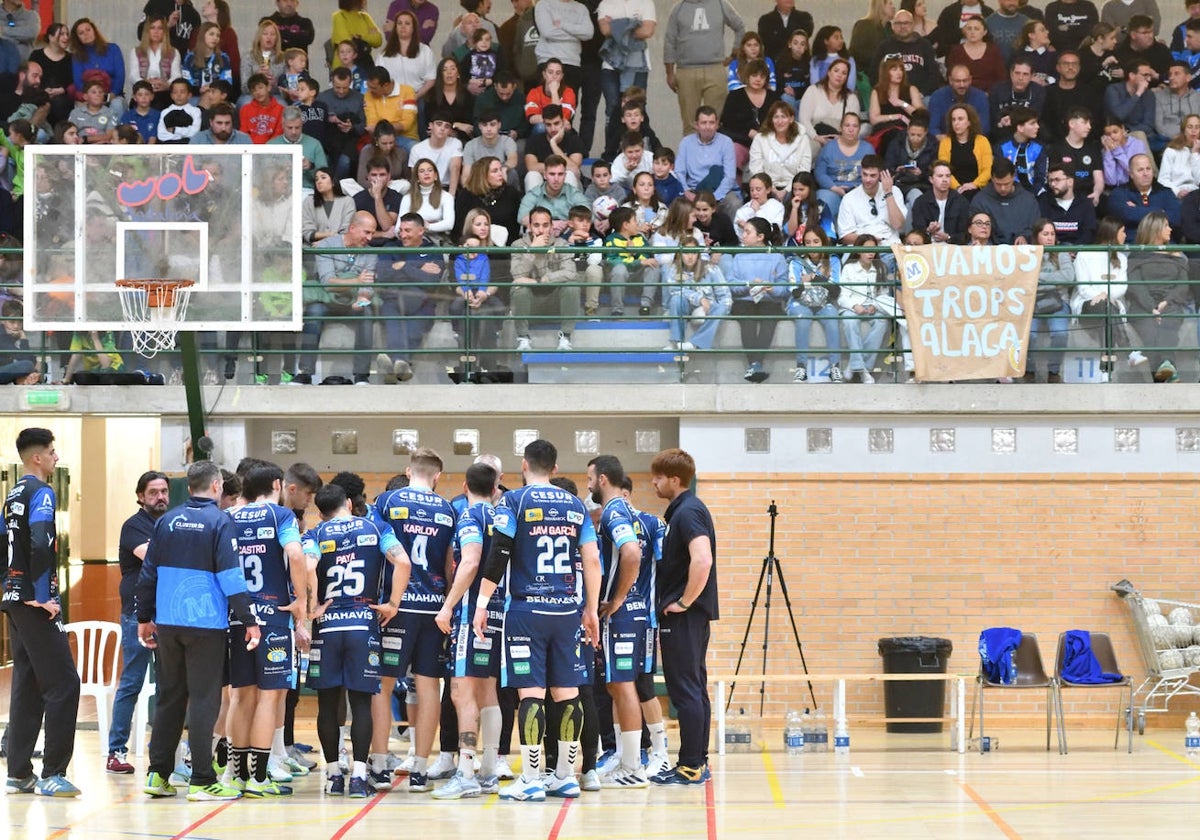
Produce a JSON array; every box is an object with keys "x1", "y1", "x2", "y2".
[{"x1": 116, "y1": 280, "x2": 194, "y2": 358}]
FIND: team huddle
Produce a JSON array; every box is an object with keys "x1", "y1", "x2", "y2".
[{"x1": 137, "y1": 438, "x2": 677, "y2": 802}]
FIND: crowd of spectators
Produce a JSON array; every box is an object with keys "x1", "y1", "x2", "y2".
[{"x1": 0, "y1": 0, "x2": 1199, "y2": 384}]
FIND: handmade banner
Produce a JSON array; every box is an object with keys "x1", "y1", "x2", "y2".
[{"x1": 892, "y1": 244, "x2": 1042, "y2": 381}]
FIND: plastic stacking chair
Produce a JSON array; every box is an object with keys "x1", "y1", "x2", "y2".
[
  {"x1": 65, "y1": 621, "x2": 121, "y2": 755},
  {"x1": 132, "y1": 656, "x2": 158, "y2": 756},
  {"x1": 968, "y1": 632, "x2": 1058, "y2": 752},
  {"x1": 1053, "y1": 631, "x2": 1134, "y2": 755}
]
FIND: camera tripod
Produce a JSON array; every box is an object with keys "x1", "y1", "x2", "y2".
[{"x1": 728, "y1": 501, "x2": 816, "y2": 716}]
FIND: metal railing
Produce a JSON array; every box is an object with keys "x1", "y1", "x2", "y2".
[{"x1": 3, "y1": 243, "x2": 1198, "y2": 385}]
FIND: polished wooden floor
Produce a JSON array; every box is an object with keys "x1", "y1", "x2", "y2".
[{"x1": 5, "y1": 727, "x2": 1200, "y2": 840}]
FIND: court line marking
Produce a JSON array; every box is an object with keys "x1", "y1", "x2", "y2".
[
  {"x1": 46, "y1": 790, "x2": 140, "y2": 839},
  {"x1": 1145, "y1": 739, "x2": 1200, "y2": 768},
  {"x1": 705, "y1": 777, "x2": 718, "y2": 840},
  {"x1": 758, "y1": 746, "x2": 785, "y2": 807},
  {"x1": 546, "y1": 798, "x2": 573, "y2": 840},
  {"x1": 956, "y1": 780, "x2": 1023, "y2": 840},
  {"x1": 170, "y1": 801, "x2": 236, "y2": 840},
  {"x1": 329, "y1": 788, "x2": 388, "y2": 839}
]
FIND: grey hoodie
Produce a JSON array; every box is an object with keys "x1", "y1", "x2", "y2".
[{"x1": 663, "y1": 0, "x2": 745, "y2": 68}]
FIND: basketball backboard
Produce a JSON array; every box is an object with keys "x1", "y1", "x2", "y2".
[{"x1": 22, "y1": 145, "x2": 303, "y2": 332}]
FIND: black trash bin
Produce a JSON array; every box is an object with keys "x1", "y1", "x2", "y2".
[{"x1": 878, "y1": 636, "x2": 953, "y2": 733}]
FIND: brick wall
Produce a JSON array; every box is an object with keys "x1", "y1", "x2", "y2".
[{"x1": 701, "y1": 472, "x2": 1200, "y2": 730}]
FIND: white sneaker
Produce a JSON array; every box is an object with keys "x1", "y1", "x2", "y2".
[
  {"x1": 860, "y1": 369, "x2": 875, "y2": 384},
  {"x1": 662, "y1": 341, "x2": 679, "y2": 351},
  {"x1": 283, "y1": 754, "x2": 310, "y2": 776},
  {"x1": 267, "y1": 757, "x2": 293, "y2": 783},
  {"x1": 430, "y1": 772, "x2": 482, "y2": 800},
  {"x1": 601, "y1": 765, "x2": 649, "y2": 789},
  {"x1": 645, "y1": 751, "x2": 671, "y2": 777},
  {"x1": 494, "y1": 756, "x2": 515, "y2": 780},
  {"x1": 1128, "y1": 350, "x2": 1148, "y2": 366},
  {"x1": 515, "y1": 336, "x2": 532, "y2": 352},
  {"x1": 581, "y1": 769, "x2": 601, "y2": 791},
  {"x1": 595, "y1": 750, "x2": 620, "y2": 776},
  {"x1": 557, "y1": 332, "x2": 573, "y2": 351},
  {"x1": 543, "y1": 773, "x2": 581, "y2": 798},
  {"x1": 394, "y1": 750, "x2": 417, "y2": 775},
  {"x1": 679, "y1": 341, "x2": 696, "y2": 351},
  {"x1": 499, "y1": 776, "x2": 546, "y2": 801},
  {"x1": 426, "y1": 752, "x2": 456, "y2": 780},
  {"x1": 287, "y1": 746, "x2": 317, "y2": 770}
]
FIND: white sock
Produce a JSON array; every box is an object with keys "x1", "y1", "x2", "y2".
[
  {"x1": 413, "y1": 755, "x2": 428, "y2": 774},
  {"x1": 479, "y1": 705, "x2": 501, "y2": 776},
  {"x1": 458, "y1": 746, "x2": 476, "y2": 779},
  {"x1": 649, "y1": 722, "x2": 667, "y2": 754},
  {"x1": 325, "y1": 761, "x2": 341, "y2": 777},
  {"x1": 621, "y1": 730, "x2": 642, "y2": 771},
  {"x1": 369, "y1": 752, "x2": 387, "y2": 773},
  {"x1": 612, "y1": 725, "x2": 623, "y2": 760},
  {"x1": 520, "y1": 743, "x2": 542, "y2": 782},
  {"x1": 352, "y1": 760, "x2": 367, "y2": 780},
  {"x1": 271, "y1": 727, "x2": 287, "y2": 760},
  {"x1": 556, "y1": 739, "x2": 579, "y2": 779}
]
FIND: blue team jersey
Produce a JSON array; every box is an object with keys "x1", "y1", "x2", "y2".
[
  {"x1": 302, "y1": 515, "x2": 399, "y2": 628},
  {"x1": 634, "y1": 508, "x2": 665, "y2": 628},
  {"x1": 493, "y1": 482, "x2": 597, "y2": 616},
  {"x1": 451, "y1": 500, "x2": 504, "y2": 624},
  {"x1": 598, "y1": 498, "x2": 659, "y2": 624},
  {"x1": 374, "y1": 486, "x2": 455, "y2": 614},
  {"x1": 230, "y1": 501, "x2": 302, "y2": 626}
]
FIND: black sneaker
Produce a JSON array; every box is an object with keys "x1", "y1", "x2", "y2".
[
  {"x1": 291, "y1": 372, "x2": 313, "y2": 385},
  {"x1": 223, "y1": 357, "x2": 236, "y2": 380}
]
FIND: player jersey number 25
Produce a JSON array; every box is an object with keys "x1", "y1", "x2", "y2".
[
  {"x1": 536, "y1": 535, "x2": 571, "y2": 574},
  {"x1": 326, "y1": 559, "x2": 366, "y2": 598}
]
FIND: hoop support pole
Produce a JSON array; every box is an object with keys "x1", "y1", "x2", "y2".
[{"x1": 179, "y1": 332, "x2": 207, "y2": 462}]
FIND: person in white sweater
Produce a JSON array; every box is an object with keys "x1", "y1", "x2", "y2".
[
  {"x1": 748, "y1": 101, "x2": 813, "y2": 200},
  {"x1": 397, "y1": 157, "x2": 456, "y2": 241},
  {"x1": 1157, "y1": 114, "x2": 1200, "y2": 197},
  {"x1": 734, "y1": 173, "x2": 786, "y2": 241}
]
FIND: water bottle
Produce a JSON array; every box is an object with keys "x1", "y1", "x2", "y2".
[
  {"x1": 1186, "y1": 711, "x2": 1200, "y2": 758},
  {"x1": 800, "y1": 708, "x2": 814, "y2": 753},
  {"x1": 726, "y1": 708, "x2": 752, "y2": 753},
  {"x1": 784, "y1": 710, "x2": 804, "y2": 755},
  {"x1": 813, "y1": 709, "x2": 829, "y2": 753},
  {"x1": 968, "y1": 736, "x2": 1000, "y2": 752},
  {"x1": 834, "y1": 720, "x2": 850, "y2": 755}
]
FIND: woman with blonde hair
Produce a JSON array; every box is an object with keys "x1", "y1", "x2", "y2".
[
  {"x1": 127, "y1": 16, "x2": 180, "y2": 108},
  {"x1": 1158, "y1": 113, "x2": 1200, "y2": 198},
  {"x1": 849, "y1": 0, "x2": 895, "y2": 78},
  {"x1": 662, "y1": 235, "x2": 730, "y2": 352},
  {"x1": 1126, "y1": 211, "x2": 1190, "y2": 382},
  {"x1": 243, "y1": 19, "x2": 285, "y2": 97}
]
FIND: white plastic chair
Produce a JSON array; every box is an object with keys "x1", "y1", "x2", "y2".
[
  {"x1": 64, "y1": 620, "x2": 121, "y2": 755},
  {"x1": 131, "y1": 654, "x2": 158, "y2": 756}
]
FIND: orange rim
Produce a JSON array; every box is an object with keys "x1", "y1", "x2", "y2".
[{"x1": 115, "y1": 279, "x2": 194, "y2": 308}]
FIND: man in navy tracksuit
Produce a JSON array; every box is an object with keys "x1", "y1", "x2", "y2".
[
  {"x1": 649, "y1": 448, "x2": 718, "y2": 786},
  {"x1": 137, "y1": 461, "x2": 260, "y2": 801},
  {"x1": 2, "y1": 427, "x2": 81, "y2": 797}
]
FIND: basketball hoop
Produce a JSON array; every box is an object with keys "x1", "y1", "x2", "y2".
[{"x1": 115, "y1": 279, "x2": 195, "y2": 357}]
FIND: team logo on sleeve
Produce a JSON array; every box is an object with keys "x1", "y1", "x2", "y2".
[
  {"x1": 612, "y1": 523, "x2": 634, "y2": 542},
  {"x1": 525, "y1": 508, "x2": 543, "y2": 522},
  {"x1": 389, "y1": 507, "x2": 409, "y2": 520},
  {"x1": 319, "y1": 540, "x2": 337, "y2": 552},
  {"x1": 566, "y1": 510, "x2": 584, "y2": 525}
]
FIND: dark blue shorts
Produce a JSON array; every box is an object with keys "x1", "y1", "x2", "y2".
[
  {"x1": 383, "y1": 611, "x2": 446, "y2": 679},
  {"x1": 602, "y1": 619, "x2": 652, "y2": 684},
  {"x1": 229, "y1": 623, "x2": 296, "y2": 690},
  {"x1": 450, "y1": 614, "x2": 502, "y2": 679},
  {"x1": 501, "y1": 610, "x2": 585, "y2": 689},
  {"x1": 307, "y1": 617, "x2": 382, "y2": 694}
]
